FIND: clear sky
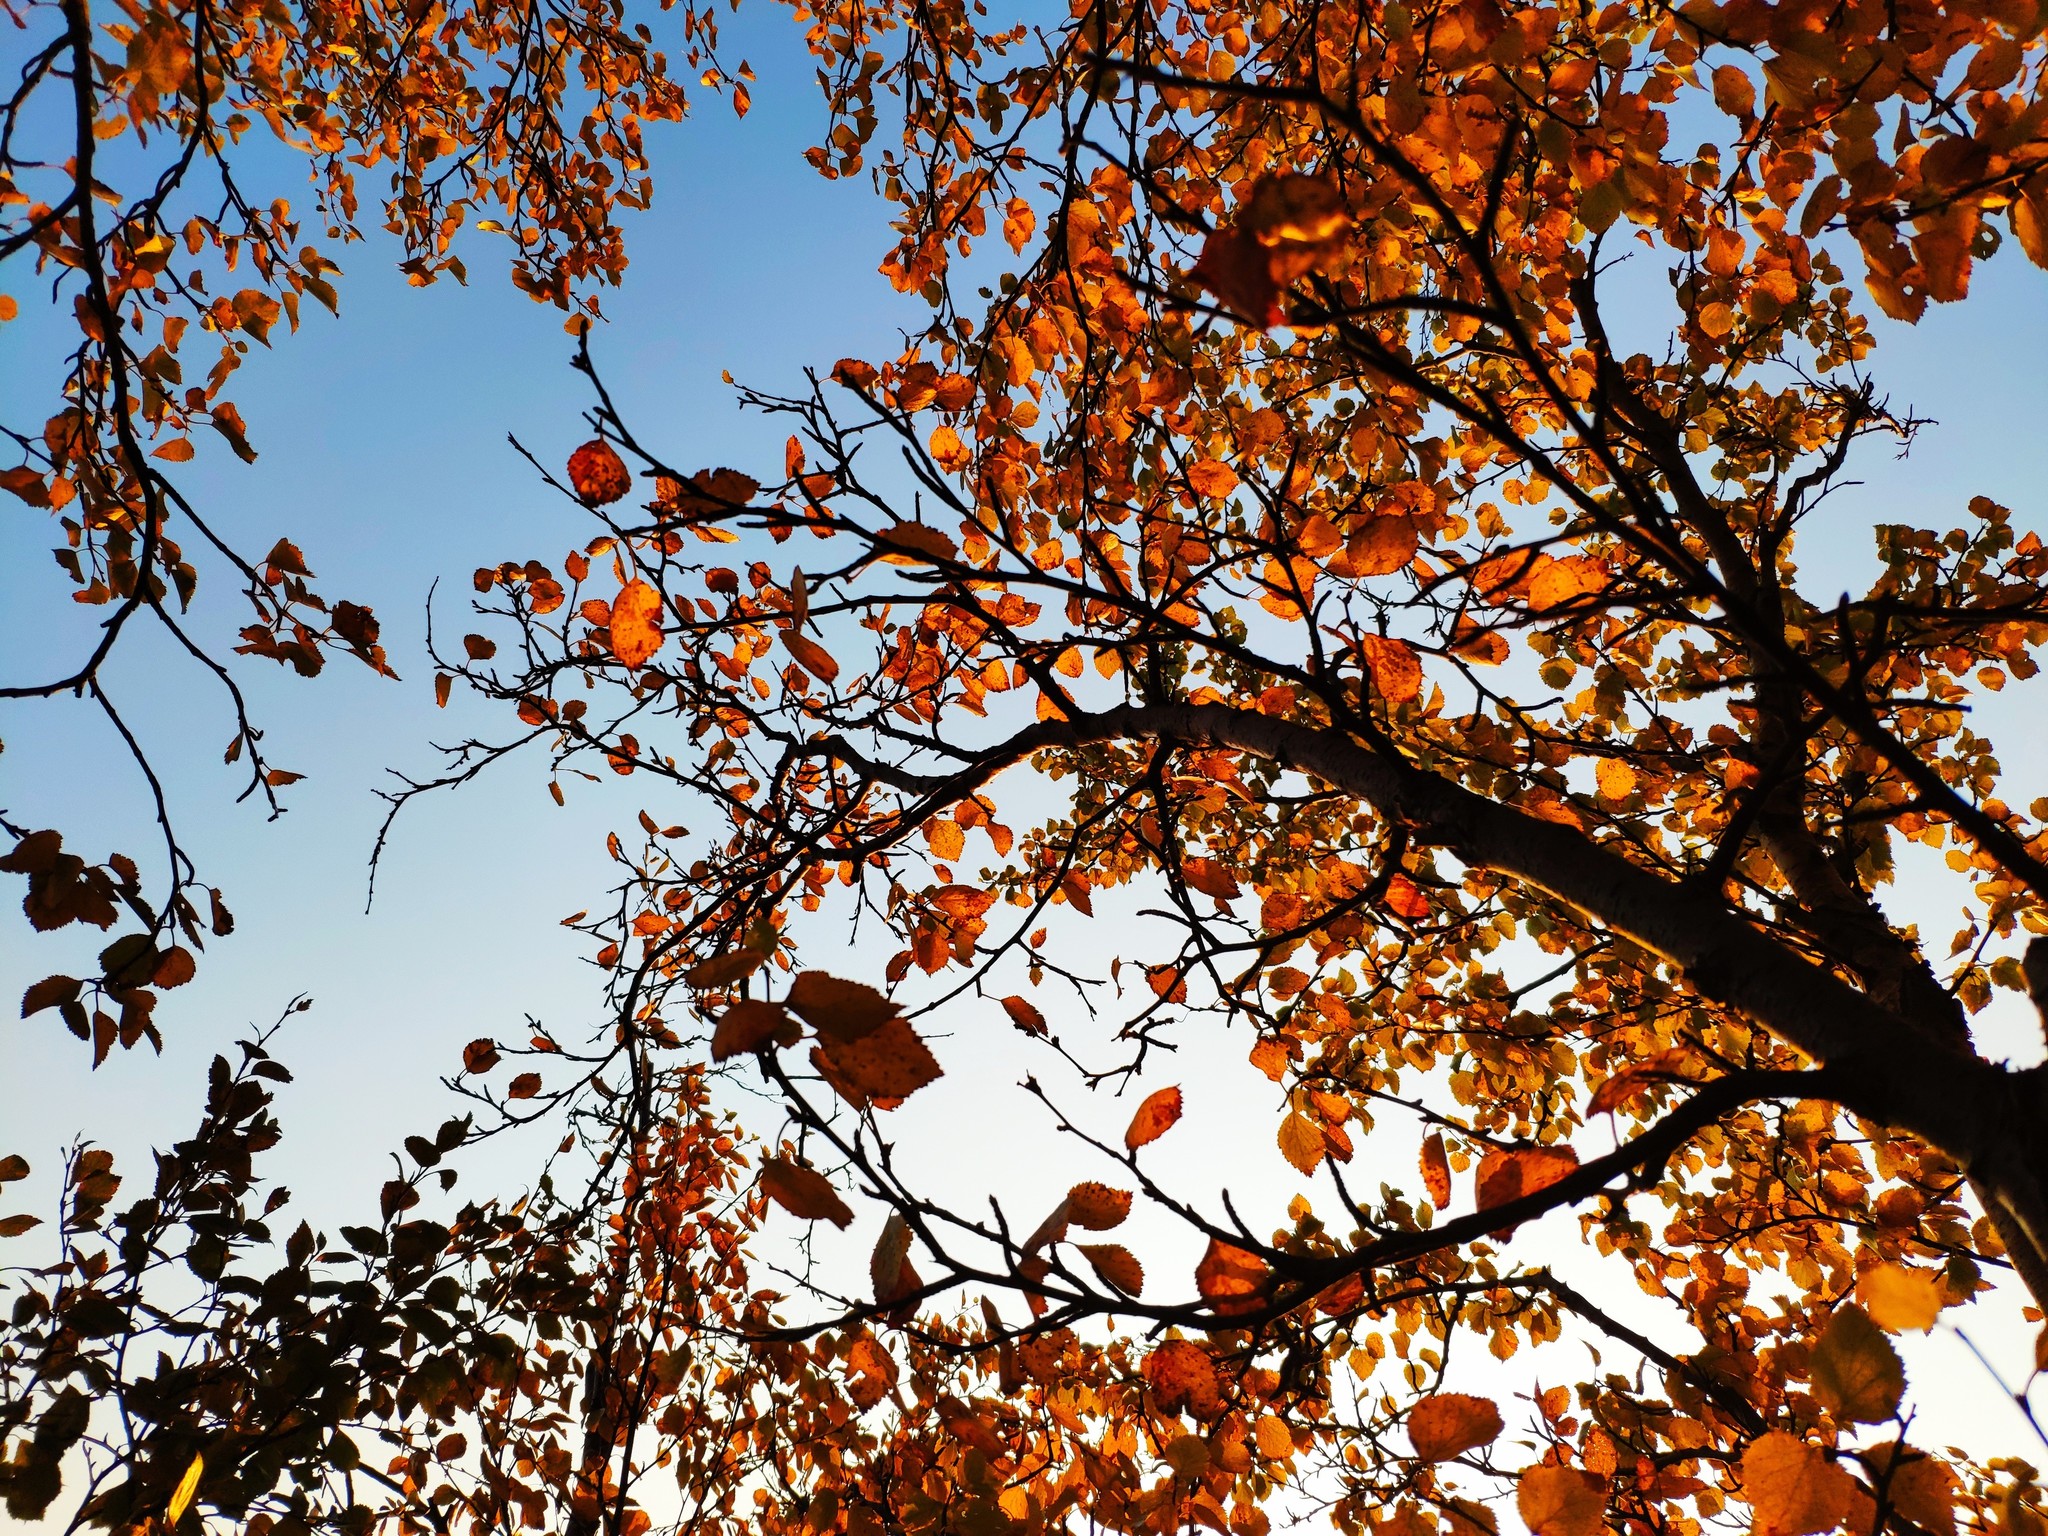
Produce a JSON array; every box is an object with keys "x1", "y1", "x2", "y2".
[{"x1": 7, "y1": 5, "x2": 2048, "y2": 1497}]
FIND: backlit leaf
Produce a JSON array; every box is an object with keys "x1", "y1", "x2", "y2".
[
  {"x1": 1409, "y1": 1393, "x2": 1503, "y2": 1461},
  {"x1": 1125, "y1": 1085, "x2": 1183, "y2": 1149}
]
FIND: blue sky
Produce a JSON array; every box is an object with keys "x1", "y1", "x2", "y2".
[{"x1": 8, "y1": 12, "x2": 2048, "y2": 1473}]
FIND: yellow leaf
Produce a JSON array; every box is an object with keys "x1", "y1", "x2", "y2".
[
  {"x1": 1595, "y1": 758, "x2": 1637, "y2": 801},
  {"x1": 1517, "y1": 1465, "x2": 1607, "y2": 1536},
  {"x1": 1278, "y1": 1111, "x2": 1325, "y2": 1174},
  {"x1": 1810, "y1": 1304, "x2": 1904, "y2": 1423},
  {"x1": 167, "y1": 1453, "x2": 205, "y2": 1524},
  {"x1": 1856, "y1": 1264, "x2": 1943, "y2": 1333}
]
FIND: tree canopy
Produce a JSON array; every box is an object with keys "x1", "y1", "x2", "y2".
[{"x1": 12, "y1": 0, "x2": 2048, "y2": 1532}]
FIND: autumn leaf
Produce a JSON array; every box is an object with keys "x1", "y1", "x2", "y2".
[
  {"x1": 568, "y1": 439, "x2": 632, "y2": 505},
  {"x1": 506, "y1": 1072, "x2": 542, "y2": 1100},
  {"x1": 784, "y1": 633, "x2": 840, "y2": 684},
  {"x1": 1187, "y1": 459, "x2": 1240, "y2": 499},
  {"x1": 710, "y1": 999, "x2": 798, "y2": 1060},
  {"x1": 1811, "y1": 1304, "x2": 1905, "y2": 1423},
  {"x1": 167, "y1": 1454, "x2": 205, "y2": 1525},
  {"x1": 786, "y1": 971, "x2": 898, "y2": 1042},
  {"x1": 608, "y1": 579, "x2": 665, "y2": 668},
  {"x1": 1743, "y1": 1433, "x2": 1855, "y2": 1536},
  {"x1": 1408, "y1": 1393, "x2": 1503, "y2": 1461},
  {"x1": 462, "y1": 1039, "x2": 501, "y2": 1073},
  {"x1": 843, "y1": 1334, "x2": 897, "y2": 1409},
  {"x1": 1518, "y1": 1465, "x2": 1607, "y2": 1536},
  {"x1": 1078, "y1": 1243, "x2": 1143, "y2": 1296},
  {"x1": 871, "y1": 1213, "x2": 921, "y2": 1317},
  {"x1": 1856, "y1": 1264, "x2": 1943, "y2": 1333},
  {"x1": 760, "y1": 1156, "x2": 855, "y2": 1227},
  {"x1": 1359, "y1": 634, "x2": 1422, "y2": 703},
  {"x1": 1125, "y1": 1086, "x2": 1184, "y2": 1149},
  {"x1": 1000, "y1": 995, "x2": 1047, "y2": 1035},
  {"x1": 1420, "y1": 1132, "x2": 1452, "y2": 1207},
  {"x1": 1145, "y1": 1339, "x2": 1222, "y2": 1417},
  {"x1": 1065, "y1": 1182, "x2": 1133, "y2": 1230},
  {"x1": 685, "y1": 949, "x2": 766, "y2": 988},
  {"x1": 1194, "y1": 1237, "x2": 1269, "y2": 1317},
  {"x1": 1475, "y1": 1144, "x2": 1580, "y2": 1233},
  {"x1": 1863, "y1": 1444, "x2": 1957, "y2": 1536},
  {"x1": 1278, "y1": 1112, "x2": 1325, "y2": 1175},
  {"x1": 812, "y1": 1015, "x2": 943, "y2": 1107}
]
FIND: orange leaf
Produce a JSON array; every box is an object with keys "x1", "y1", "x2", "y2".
[
  {"x1": 1855, "y1": 1264, "x2": 1943, "y2": 1333},
  {"x1": 1475, "y1": 1144, "x2": 1580, "y2": 1231},
  {"x1": 1187, "y1": 459, "x2": 1240, "y2": 499},
  {"x1": 787, "y1": 971, "x2": 898, "y2": 1042},
  {"x1": 843, "y1": 1333, "x2": 897, "y2": 1408},
  {"x1": 784, "y1": 632, "x2": 841, "y2": 684},
  {"x1": 1194, "y1": 1237, "x2": 1269, "y2": 1317},
  {"x1": 1278, "y1": 1112, "x2": 1325, "y2": 1175},
  {"x1": 1000, "y1": 995, "x2": 1047, "y2": 1035},
  {"x1": 1420, "y1": 1132, "x2": 1452, "y2": 1207},
  {"x1": 1145, "y1": 1339, "x2": 1223, "y2": 1417},
  {"x1": 1066, "y1": 1182, "x2": 1133, "y2": 1230},
  {"x1": 1383, "y1": 872, "x2": 1430, "y2": 920},
  {"x1": 1125, "y1": 1085, "x2": 1184, "y2": 1148},
  {"x1": 686, "y1": 949, "x2": 766, "y2": 988},
  {"x1": 608, "y1": 579, "x2": 665, "y2": 668},
  {"x1": 879, "y1": 521, "x2": 957, "y2": 561},
  {"x1": 760, "y1": 1156, "x2": 855, "y2": 1227},
  {"x1": 1078, "y1": 1242, "x2": 1144, "y2": 1296},
  {"x1": 813, "y1": 1015, "x2": 943, "y2": 1107},
  {"x1": 568, "y1": 439, "x2": 632, "y2": 504},
  {"x1": 507, "y1": 1072, "x2": 542, "y2": 1100},
  {"x1": 462, "y1": 1038, "x2": 500, "y2": 1073},
  {"x1": 711, "y1": 1000, "x2": 798, "y2": 1060},
  {"x1": 1408, "y1": 1394, "x2": 1504, "y2": 1461},
  {"x1": 1359, "y1": 634, "x2": 1422, "y2": 703},
  {"x1": 1518, "y1": 1465, "x2": 1608, "y2": 1536},
  {"x1": 1743, "y1": 1432, "x2": 1855, "y2": 1536},
  {"x1": 871, "y1": 1213, "x2": 921, "y2": 1316}
]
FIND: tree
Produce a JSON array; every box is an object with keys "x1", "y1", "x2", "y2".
[
  {"x1": 2, "y1": 0, "x2": 745, "y2": 1052},
  {"x1": 417, "y1": 0, "x2": 2048, "y2": 1531},
  {"x1": 15, "y1": 0, "x2": 2048, "y2": 1532}
]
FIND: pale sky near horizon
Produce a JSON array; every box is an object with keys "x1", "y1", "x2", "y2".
[{"x1": 7, "y1": 7, "x2": 2048, "y2": 1509}]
